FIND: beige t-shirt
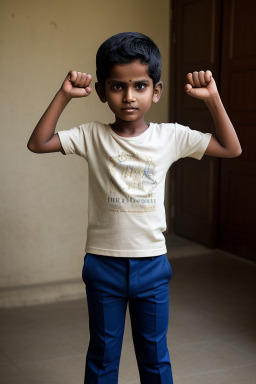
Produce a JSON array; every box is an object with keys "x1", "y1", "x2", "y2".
[{"x1": 58, "y1": 121, "x2": 211, "y2": 257}]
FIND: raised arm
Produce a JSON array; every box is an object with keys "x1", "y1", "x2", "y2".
[
  {"x1": 27, "y1": 71, "x2": 92, "y2": 154},
  {"x1": 184, "y1": 71, "x2": 242, "y2": 158}
]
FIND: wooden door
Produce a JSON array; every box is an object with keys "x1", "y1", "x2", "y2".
[
  {"x1": 218, "y1": 0, "x2": 256, "y2": 260},
  {"x1": 172, "y1": 0, "x2": 256, "y2": 260},
  {"x1": 171, "y1": 0, "x2": 221, "y2": 247}
]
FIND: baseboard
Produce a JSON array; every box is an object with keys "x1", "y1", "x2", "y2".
[{"x1": 0, "y1": 279, "x2": 85, "y2": 308}]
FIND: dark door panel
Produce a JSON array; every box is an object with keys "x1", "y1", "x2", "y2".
[
  {"x1": 218, "y1": 0, "x2": 256, "y2": 260},
  {"x1": 172, "y1": 0, "x2": 221, "y2": 247},
  {"x1": 172, "y1": 0, "x2": 256, "y2": 260}
]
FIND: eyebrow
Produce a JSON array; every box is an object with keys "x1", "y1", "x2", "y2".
[{"x1": 107, "y1": 79, "x2": 151, "y2": 84}]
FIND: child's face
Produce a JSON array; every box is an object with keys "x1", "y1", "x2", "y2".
[{"x1": 96, "y1": 60, "x2": 162, "y2": 124}]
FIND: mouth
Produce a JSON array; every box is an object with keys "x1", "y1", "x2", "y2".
[{"x1": 121, "y1": 107, "x2": 139, "y2": 112}]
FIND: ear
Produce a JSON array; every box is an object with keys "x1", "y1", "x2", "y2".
[
  {"x1": 152, "y1": 81, "x2": 163, "y2": 103},
  {"x1": 95, "y1": 82, "x2": 107, "y2": 103}
]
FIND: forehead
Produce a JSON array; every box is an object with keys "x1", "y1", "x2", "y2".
[{"x1": 108, "y1": 60, "x2": 152, "y2": 82}]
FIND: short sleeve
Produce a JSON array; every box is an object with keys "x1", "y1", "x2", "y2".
[
  {"x1": 175, "y1": 123, "x2": 212, "y2": 161},
  {"x1": 57, "y1": 124, "x2": 89, "y2": 159}
]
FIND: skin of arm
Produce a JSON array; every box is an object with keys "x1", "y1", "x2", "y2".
[
  {"x1": 184, "y1": 70, "x2": 242, "y2": 158},
  {"x1": 27, "y1": 71, "x2": 92, "y2": 154}
]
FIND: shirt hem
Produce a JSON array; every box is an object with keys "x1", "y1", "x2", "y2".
[
  {"x1": 57, "y1": 131, "x2": 72, "y2": 155},
  {"x1": 85, "y1": 246, "x2": 167, "y2": 258},
  {"x1": 194, "y1": 133, "x2": 212, "y2": 160}
]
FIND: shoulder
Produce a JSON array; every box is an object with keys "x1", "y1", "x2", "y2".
[
  {"x1": 150, "y1": 122, "x2": 176, "y2": 136},
  {"x1": 77, "y1": 121, "x2": 108, "y2": 138},
  {"x1": 150, "y1": 123, "x2": 181, "y2": 146},
  {"x1": 79, "y1": 121, "x2": 106, "y2": 132},
  {"x1": 58, "y1": 121, "x2": 107, "y2": 143}
]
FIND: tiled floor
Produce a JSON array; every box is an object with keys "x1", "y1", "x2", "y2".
[{"x1": 1, "y1": 237, "x2": 256, "y2": 383}]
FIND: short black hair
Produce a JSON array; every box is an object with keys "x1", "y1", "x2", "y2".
[{"x1": 96, "y1": 32, "x2": 162, "y2": 88}]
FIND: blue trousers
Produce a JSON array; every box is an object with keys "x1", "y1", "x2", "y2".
[{"x1": 82, "y1": 253, "x2": 173, "y2": 384}]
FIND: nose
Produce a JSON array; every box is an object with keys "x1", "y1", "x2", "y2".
[{"x1": 123, "y1": 87, "x2": 136, "y2": 103}]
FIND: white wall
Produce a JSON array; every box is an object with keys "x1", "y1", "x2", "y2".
[{"x1": 0, "y1": 0, "x2": 171, "y2": 306}]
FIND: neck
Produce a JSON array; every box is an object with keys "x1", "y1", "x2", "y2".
[{"x1": 111, "y1": 117, "x2": 149, "y2": 137}]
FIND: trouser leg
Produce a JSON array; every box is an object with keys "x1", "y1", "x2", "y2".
[
  {"x1": 128, "y1": 255, "x2": 173, "y2": 384},
  {"x1": 83, "y1": 254, "x2": 128, "y2": 384}
]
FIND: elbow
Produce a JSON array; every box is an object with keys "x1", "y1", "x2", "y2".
[
  {"x1": 236, "y1": 146, "x2": 242, "y2": 157},
  {"x1": 27, "y1": 140, "x2": 40, "y2": 153},
  {"x1": 229, "y1": 145, "x2": 242, "y2": 158},
  {"x1": 27, "y1": 140, "x2": 35, "y2": 153},
  {"x1": 27, "y1": 140, "x2": 31, "y2": 151}
]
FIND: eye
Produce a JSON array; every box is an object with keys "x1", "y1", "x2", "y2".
[
  {"x1": 111, "y1": 83, "x2": 123, "y2": 91},
  {"x1": 135, "y1": 83, "x2": 147, "y2": 90}
]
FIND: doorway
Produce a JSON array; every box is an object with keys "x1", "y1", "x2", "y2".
[{"x1": 171, "y1": 0, "x2": 256, "y2": 261}]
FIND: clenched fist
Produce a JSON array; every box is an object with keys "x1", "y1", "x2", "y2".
[
  {"x1": 60, "y1": 71, "x2": 92, "y2": 99},
  {"x1": 184, "y1": 70, "x2": 219, "y2": 100}
]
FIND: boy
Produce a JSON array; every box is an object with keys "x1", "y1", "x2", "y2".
[{"x1": 27, "y1": 32, "x2": 241, "y2": 384}]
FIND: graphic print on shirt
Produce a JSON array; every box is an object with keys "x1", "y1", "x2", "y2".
[{"x1": 107, "y1": 151, "x2": 157, "y2": 213}]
